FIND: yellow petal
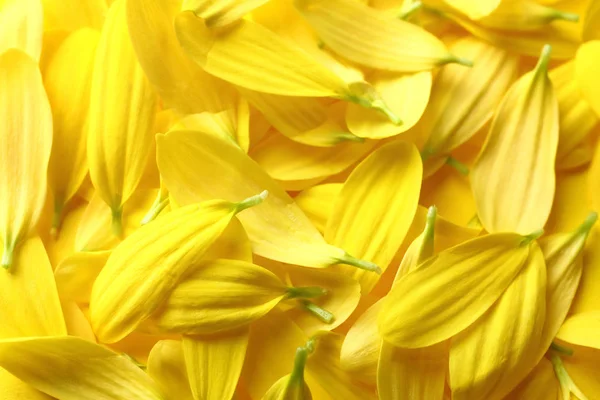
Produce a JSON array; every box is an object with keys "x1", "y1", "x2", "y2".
[
  {"x1": 443, "y1": 0, "x2": 501, "y2": 19},
  {"x1": 421, "y1": 37, "x2": 518, "y2": 158},
  {"x1": 41, "y1": 0, "x2": 106, "y2": 31},
  {"x1": 183, "y1": 0, "x2": 270, "y2": 27},
  {"x1": 379, "y1": 233, "x2": 534, "y2": 348},
  {"x1": 54, "y1": 250, "x2": 110, "y2": 303},
  {"x1": 449, "y1": 243, "x2": 546, "y2": 400},
  {"x1": 90, "y1": 194, "x2": 265, "y2": 343},
  {"x1": 157, "y1": 130, "x2": 379, "y2": 271},
  {"x1": 575, "y1": 40, "x2": 600, "y2": 119},
  {"x1": 170, "y1": 111, "x2": 238, "y2": 146},
  {"x1": 183, "y1": 329, "x2": 249, "y2": 400},
  {"x1": 326, "y1": 141, "x2": 422, "y2": 292},
  {"x1": 540, "y1": 213, "x2": 597, "y2": 345},
  {"x1": 471, "y1": 45, "x2": 559, "y2": 235},
  {"x1": 0, "y1": 0, "x2": 43, "y2": 60},
  {"x1": 0, "y1": 336, "x2": 164, "y2": 399},
  {"x1": 557, "y1": 311, "x2": 600, "y2": 349},
  {"x1": 346, "y1": 71, "x2": 432, "y2": 139},
  {"x1": 154, "y1": 259, "x2": 287, "y2": 335},
  {"x1": 147, "y1": 340, "x2": 194, "y2": 400},
  {"x1": 61, "y1": 300, "x2": 96, "y2": 342},
  {"x1": 295, "y1": 0, "x2": 464, "y2": 71},
  {"x1": 568, "y1": 230, "x2": 600, "y2": 315},
  {"x1": 286, "y1": 266, "x2": 361, "y2": 335},
  {"x1": 546, "y1": 168, "x2": 592, "y2": 233},
  {"x1": 474, "y1": 0, "x2": 579, "y2": 31},
  {"x1": 550, "y1": 60, "x2": 599, "y2": 167},
  {"x1": 127, "y1": 0, "x2": 237, "y2": 116},
  {"x1": 0, "y1": 49, "x2": 53, "y2": 269},
  {"x1": 174, "y1": 11, "x2": 349, "y2": 97},
  {"x1": 87, "y1": 0, "x2": 157, "y2": 227},
  {"x1": 45, "y1": 28, "x2": 99, "y2": 230},
  {"x1": 0, "y1": 237, "x2": 66, "y2": 337},
  {"x1": 250, "y1": 131, "x2": 376, "y2": 189},
  {"x1": 560, "y1": 343, "x2": 600, "y2": 396},
  {"x1": 583, "y1": 0, "x2": 600, "y2": 41},
  {"x1": 203, "y1": 217, "x2": 253, "y2": 262},
  {"x1": 294, "y1": 183, "x2": 342, "y2": 234},
  {"x1": 508, "y1": 357, "x2": 559, "y2": 399},
  {"x1": 377, "y1": 342, "x2": 447, "y2": 400},
  {"x1": 0, "y1": 368, "x2": 52, "y2": 400}
]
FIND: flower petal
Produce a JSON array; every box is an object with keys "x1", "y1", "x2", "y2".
[
  {"x1": 147, "y1": 340, "x2": 194, "y2": 400},
  {"x1": 0, "y1": 0, "x2": 43, "y2": 59},
  {"x1": 183, "y1": 0, "x2": 270, "y2": 27}
]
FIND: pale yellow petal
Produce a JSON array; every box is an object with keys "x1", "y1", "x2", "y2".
[
  {"x1": 326, "y1": 141, "x2": 422, "y2": 292},
  {"x1": 449, "y1": 243, "x2": 546, "y2": 400},
  {"x1": 0, "y1": 0, "x2": 43, "y2": 60},
  {"x1": 183, "y1": 329, "x2": 249, "y2": 400},
  {"x1": 0, "y1": 336, "x2": 164, "y2": 400},
  {"x1": 45, "y1": 28, "x2": 100, "y2": 228},
  {"x1": 0, "y1": 368, "x2": 52, "y2": 400},
  {"x1": 87, "y1": 0, "x2": 157, "y2": 222},
  {"x1": 147, "y1": 340, "x2": 194, "y2": 400},
  {"x1": 0, "y1": 49, "x2": 53, "y2": 268},
  {"x1": 471, "y1": 45, "x2": 558, "y2": 234}
]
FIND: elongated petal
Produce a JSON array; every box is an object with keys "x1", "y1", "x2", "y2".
[
  {"x1": 0, "y1": 237, "x2": 66, "y2": 337},
  {"x1": 0, "y1": 336, "x2": 164, "y2": 400},
  {"x1": 550, "y1": 60, "x2": 598, "y2": 166},
  {"x1": 474, "y1": 1, "x2": 579, "y2": 31},
  {"x1": 443, "y1": 0, "x2": 500, "y2": 19},
  {"x1": 42, "y1": 0, "x2": 106, "y2": 31},
  {"x1": 296, "y1": 0, "x2": 462, "y2": 71},
  {"x1": 0, "y1": 368, "x2": 52, "y2": 400},
  {"x1": 62, "y1": 300, "x2": 96, "y2": 342},
  {"x1": 184, "y1": 0, "x2": 269, "y2": 27},
  {"x1": 170, "y1": 111, "x2": 238, "y2": 146},
  {"x1": 575, "y1": 40, "x2": 600, "y2": 118},
  {"x1": 127, "y1": 0, "x2": 238, "y2": 116},
  {"x1": 175, "y1": 11, "x2": 348, "y2": 97},
  {"x1": 449, "y1": 243, "x2": 546, "y2": 400},
  {"x1": 557, "y1": 311, "x2": 600, "y2": 349},
  {"x1": 203, "y1": 218, "x2": 253, "y2": 262},
  {"x1": 540, "y1": 213, "x2": 596, "y2": 345},
  {"x1": 183, "y1": 329, "x2": 249, "y2": 400},
  {"x1": 0, "y1": 0, "x2": 42, "y2": 59},
  {"x1": 295, "y1": 184, "x2": 342, "y2": 234},
  {"x1": 379, "y1": 233, "x2": 532, "y2": 348},
  {"x1": 326, "y1": 141, "x2": 422, "y2": 292},
  {"x1": 421, "y1": 37, "x2": 518, "y2": 158},
  {"x1": 0, "y1": 49, "x2": 52, "y2": 269},
  {"x1": 45, "y1": 28, "x2": 99, "y2": 227},
  {"x1": 547, "y1": 168, "x2": 591, "y2": 233},
  {"x1": 471, "y1": 45, "x2": 558, "y2": 234},
  {"x1": 147, "y1": 340, "x2": 194, "y2": 400},
  {"x1": 90, "y1": 198, "x2": 252, "y2": 343},
  {"x1": 87, "y1": 0, "x2": 157, "y2": 218},
  {"x1": 506, "y1": 357, "x2": 559, "y2": 399},
  {"x1": 157, "y1": 130, "x2": 372, "y2": 269},
  {"x1": 54, "y1": 250, "x2": 110, "y2": 303},
  {"x1": 346, "y1": 71, "x2": 432, "y2": 139},
  {"x1": 583, "y1": 0, "x2": 600, "y2": 41},
  {"x1": 154, "y1": 259, "x2": 287, "y2": 334}
]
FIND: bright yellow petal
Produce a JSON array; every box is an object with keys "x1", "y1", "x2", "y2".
[
  {"x1": 449, "y1": 243, "x2": 546, "y2": 400},
  {"x1": 183, "y1": 329, "x2": 249, "y2": 400},
  {"x1": 550, "y1": 60, "x2": 599, "y2": 167},
  {"x1": 87, "y1": 0, "x2": 157, "y2": 226},
  {"x1": 0, "y1": 237, "x2": 66, "y2": 338},
  {"x1": 0, "y1": 0, "x2": 43, "y2": 60},
  {"x1": 174, "y1": 11, "x2": 349, "y2": 97},
  {"x1": 54, "y1": 250, "x2": 110, "y2": 303},
  {"x1": 41, "y1": 0, "x2": 106, "y2": 31},
  {"x1": 508, "y1": 358, "x2": 559, "y2": 399},
  {"x1": 203, "y1": 217, "x2": 253, "y2": 262},
  {"x1": 443, "y1": 0, "x2": 501, "y2": 19},
  {"x1": 90, "y1": 195, "x2": 263, "y2": 343},
  {"x1": 147, "y1": 340, "x2": 194, "y2": 400},
  {"x1": 45, "y1": 28, "x2": 100, "y2": 230},
  {"x1": 153, "y1": 259, "x2": 287, "y2": 335},
  {"x1": 295, "y1": 0, "x2": 464, "y2": 71},
  {"x1": 421, "y1": 37, "x2": 518, "y2": 158},
  {"x1": 471, "y1": 45, "x2": 558, "y2": 235},
  {"x1": 583, "y1": 0, "x2": 600, "y2": 41},
  {"x1": 61, "y1": 300, "x2": 96, "y2": 342},
  {"x1": 546, "y1": 168, "x2": 592, "y2": 233},
  {"x1": 170, "y1": 111, "x2": 238, "y2": 146},
  {"x1": 294, "y1": 183, "x2": 342, "y2": 234},
  {"x1": 474, "y1": 0, "x2": 579, "y2": 31},
  {"x1": 346, "y1": 71, "x2": 432, "y2": 139},
  {"x1": 157, "y1": 130, "x2": 378, "y2": 270},
  {"x1": 0, "y1": 368, "x2": 52, "y2": 400},
  {"x1": 183, "y1": 0, "x2": 269, "y2": 27},
  {"x1": 0, "y1": 49, "x2": 52, "y2": 269},
  {"x1": 379, "y1": 233, "x2": 533, "y2": 348},
  {"x1": 0, "y1": 336, "x2": 164, "y2": 400},
  {"x1": 326, "y1": 141, "x2": 422, "y2": 292},
  {"x1": 575, "y1": 40, "x2": 600, "y2": 119},
  {"x1": 557, "y1": 311, "x2": 600, "y2": 349}
]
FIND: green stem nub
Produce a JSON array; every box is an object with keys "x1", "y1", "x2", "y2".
[
  {"x1": 551, "y1": 342, "x2": 574, "y2": 356},
  {"x1": 302, "y1": 301, "x2": 335, "y2": 324},
  {"x1": 445, "y1": 55, "x2": 474, "y2": 67},
  {"x1": 521, "y1": 229, "x2": 544, "y2": 246},
  {"x1": 51, "y1": 201, "x2": 64, "y2": 239},
  {"x1": 111, "y1": 207, "x2": 124, "y2": 238},
  {"x1": 446, "y1": 156, "x2": 469, "y2": 176},
  {"x1": 398, "y1": 1, "x2": 422, "y2": 20},
  {"x1": 141, "y1": 198, "x2": 170, "y2": 226},
  {"x1": 536, "y1": 44, "x2": 553, "y2": 73},
  {"x1": 1, "y1": 240, "x2": 15, "y2": 270},
  {"x1": 418, "y1": 205, "x2": 437, "y2": 263},
  {"x1": 550, "y1": 353, "x2": 588, "y2": 400},
  {"x1": 336, "y1": 132, "x2": 365, "y2": 143},
  {"x1": 337, "y1": 252, "x2": 382, "y2": 274},
  {"x1": 290, "y1": 345, "x2": 310, "y2": 384},
  {"x1": 287, "y1": 286, "x2": 329, "y2": 299},
  {"x1": 576, "y1": 212, "x2": 598, "y2": 238},
  {"x1": 553, "y1": 11, "x2": 579, "y2": 23},
  {"x1": 235, "y1": 190, "x2": 268, "y2": 213}
]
